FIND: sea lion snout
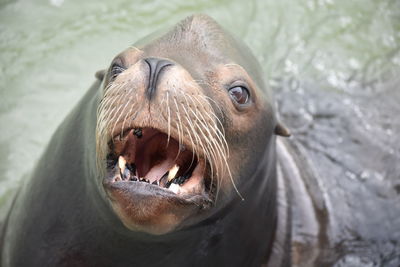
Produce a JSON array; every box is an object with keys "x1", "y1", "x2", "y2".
[{"x1": 143, "y1": 57, "x2": 174, "y2": 100}]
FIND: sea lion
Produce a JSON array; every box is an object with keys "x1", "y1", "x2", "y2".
[{"x1": 0, "y1": 14, "x2": 290, "y2": 266}]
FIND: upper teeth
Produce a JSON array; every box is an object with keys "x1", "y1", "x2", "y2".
[
  {"x1": 168, "y1": 164, "x2": 180, "y2": 182},
  {"x1": 115, "y1": 156, "x2": 192, "y2": 194},
  {"x1": 118, "y1": 156, "x2": 126, "y2": 173}
]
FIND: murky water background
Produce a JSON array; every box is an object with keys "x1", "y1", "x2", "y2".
[{"x1": 1, "y1": 0, "x2": 399, "y2": 265}]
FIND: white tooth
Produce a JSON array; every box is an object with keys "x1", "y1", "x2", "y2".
[
  {"x1": 169, "y1": 183, "x2": 180, "y2": 194},
  {"x1": 118, "y1": 156, "x2": 127, "y2": 173},
  {"x1": 168, "y1": 164, "x2": 180, "y2": 182}
]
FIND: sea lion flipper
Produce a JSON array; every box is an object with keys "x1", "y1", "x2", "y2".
[
  {"x1": 274, "y1": 123, "x2": 291, "y2": 137},
  {"x1": 95, "y1": 69, "x2": 106, "y2": 80}
]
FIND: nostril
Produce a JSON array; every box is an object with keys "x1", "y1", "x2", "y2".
[{"x1": 144, "y1": 58, "x2": 173, "y2": 100}]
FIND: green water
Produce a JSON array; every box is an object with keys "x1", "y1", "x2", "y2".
[{"x1": 0, "y1": 0, "x2": 399, "y2": 263}]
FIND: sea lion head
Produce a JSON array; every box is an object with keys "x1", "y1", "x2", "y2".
[{"x1": 96, "y1": 14, "x2": 288, "y2": 235}]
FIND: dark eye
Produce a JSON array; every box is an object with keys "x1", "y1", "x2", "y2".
[
  {"x1": 110, "y1": 64, "x2": 125, "y2": 79},
  {"x1": 228, "y1": 86, "x2": 250, "y2": 105}
]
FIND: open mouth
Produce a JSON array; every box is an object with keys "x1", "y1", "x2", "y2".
[{"x1": 104, "y1": 127, "x2": 213, "y2": 199}]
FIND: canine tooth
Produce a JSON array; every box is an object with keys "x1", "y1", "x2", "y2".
[
  {"x1": 168, "y1": 165, "x2": 180, "y2": 182},
  {"x1": 169, "y1": 183, "x2": 180, "y2": 194},
  {"x1": 118, "y1": 156, "x2": 127, "y2": 172}
]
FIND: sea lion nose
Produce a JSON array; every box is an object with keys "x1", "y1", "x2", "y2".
[{"x1": 144, "y1": 57, "x2": 173, "y2": 100}]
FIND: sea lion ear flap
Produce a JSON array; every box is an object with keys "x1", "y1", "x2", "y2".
[
  {"x1": 95, "y1": 69, "x2": 106, "y2": 81},
  {"x1": 274, "y1": 122, "x2": 291, "y2": 137}
]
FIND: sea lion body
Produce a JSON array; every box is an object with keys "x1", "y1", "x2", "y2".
[{"x1": 1, "y1": 15, "x2": 288, "y2": 266}]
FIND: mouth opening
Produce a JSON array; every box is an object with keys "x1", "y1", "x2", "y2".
[{"x1": 105, "y1": 128, "x2": 212, "y2": 197}]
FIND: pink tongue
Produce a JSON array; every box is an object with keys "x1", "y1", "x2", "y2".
[
  {"x1": 141, "y1": 135, "x2": 180, "y2": 183},
  {"x1": 145, "y1": 158, "x2": 175, "y2": 183}
]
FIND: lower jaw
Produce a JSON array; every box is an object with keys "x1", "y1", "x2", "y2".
[
  {"x1": 102, "y1": 179, "x2": 213, "y2": 234},
  {"x1": 103, "y1": 176, "x2": 213, "y2": 206}
]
